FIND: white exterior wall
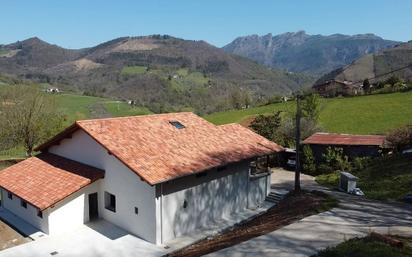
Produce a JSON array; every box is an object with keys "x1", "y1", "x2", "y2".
[
  {"x1": 49, "y1": 130, "x2": 157, "y2": 243},
  {"x1": 47, "y1": 181, "x2": 100, "y2": 235},
  {"x1": 247, "y1": 174, "x2": 271, "y2": 209},
  {"x1": 1, "y1": 189, "x2": 50, "y2": 233},
  {"x1": 156, "y1": 161, "x2": 270, "y2": 243}
]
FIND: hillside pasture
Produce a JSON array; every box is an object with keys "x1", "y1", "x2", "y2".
[
  {"x1": 205, "y1": 92, "x2": 412, "y2": 135},
  {"x1": 120, "y1": 65, "x2": 147, "y2": 76}
]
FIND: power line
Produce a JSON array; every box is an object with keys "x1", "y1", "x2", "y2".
[
  {"x1": 316, "y1": 61, "x2": 412, "y2": 87},
  {"x1": 354, "y1": 62, "x2": 412, "y2": 85}
]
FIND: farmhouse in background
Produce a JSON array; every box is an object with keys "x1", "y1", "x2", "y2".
[
  {"x1": 303, "y1": 132, "x2": 386, "y2": 163},
  {"x1": 313, "y1": 80, "x2": 363, "y2": 97},
  {"x1": 0, "y1": 112, "x2": 283, "y2": 245},
  {"x1": 45, "y1": 87, "x2": 60, "y2": 94}
]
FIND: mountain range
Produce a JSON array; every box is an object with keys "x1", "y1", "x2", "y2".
[
  {"x1": 0, "y1": 32, "x2": 409, "y2": 114},
  {"x1": 0, "y1": 36, "x2": 313, "y2": 113},
  {"x1": 223, "y1": 31, "x2": 400, "y2": 76}
]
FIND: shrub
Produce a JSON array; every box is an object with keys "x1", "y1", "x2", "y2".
[
  {"x1": 323, "y1": 147, "x2": 352, "y2": 172},
  {"x1": 317, "y1": 163, "x2": 334, "y2": 174},
  {"x1": 302, "y1": 145, "x2": 317, "y2": 175},
  {"x1": 352, "y1": 157, "x2": 372, "y2": 171},
  {"x1": 386, "y1": 125, "x2": 412, "y2": 152}
]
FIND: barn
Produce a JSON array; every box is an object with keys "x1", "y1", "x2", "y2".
[{"x1": 303, "y1": 132, "x2": 386, "y2": 163}]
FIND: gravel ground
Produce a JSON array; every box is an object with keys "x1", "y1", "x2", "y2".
[{"x1": 0, "y1": 219, "x2": 30, "y2": 251}]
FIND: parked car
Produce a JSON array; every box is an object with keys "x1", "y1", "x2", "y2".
[{"x1": 286, "y1": 157, "x2": 296, "y2": 170}]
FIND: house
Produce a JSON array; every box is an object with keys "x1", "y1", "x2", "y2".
[
  {"x1": 303, "y1": 132, "x2": 386, "y2": 163},
  {"x1": 0, "y1": 112, "x2": 283, "y2": 245},
  {"x1": 46, "y1": 87, "x2": 60, "y2": 94},
  {"x1": 313, "y1": 80, "x2": 362, "y2": 97}
]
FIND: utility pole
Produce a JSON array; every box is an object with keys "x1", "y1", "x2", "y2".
[{"x1": 295, "y1": 95, "x2": 302, "y2": 192}]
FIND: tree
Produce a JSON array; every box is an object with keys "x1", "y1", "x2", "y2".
[
  {"x1": 242, "y1": 90, "x2": 252, "y2": 109},
  {"x1": 363, "y1": 79, "x2": 371, "y2": 94},
  {"x1": 276, "y1": 116, "x2": 321, "y2": 148},
  {"x1": 249, "y1": 111, "x2": 282, "y2": 141},
  {"x1": 384, "y1": 76, "x2": 401, "y2": 86},
  {"x1": 0, "y1": 85, "x2": 64, "y2": 156},
  {"x1": 301, "y1": 93, "x2": 320, "y2": 122},
  {"x1": 230, "y1": 88, "x2": 243, "y2": 110},
  {"x1": 302, "y1": 145, "x2": 316, "y2": 175}
]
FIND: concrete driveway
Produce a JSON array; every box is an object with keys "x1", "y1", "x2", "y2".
[
  {"x1": 0, "y1": 219, "x2": 166, "y2": 257},
  {"x1": 206, "y1": 169, "x2": 412, "y2": 257}
]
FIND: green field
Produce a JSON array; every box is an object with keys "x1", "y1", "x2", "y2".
[
  {"x1": 53, "y1": 94, "x2": 152, "y2": 124},
  {"x1": 205, "y1": 92, "x2": 412, "y2": 135}
]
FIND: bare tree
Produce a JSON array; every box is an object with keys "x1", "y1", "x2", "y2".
[{"x1": 0, "y1": 85, "x2": 64, "y2": 156}]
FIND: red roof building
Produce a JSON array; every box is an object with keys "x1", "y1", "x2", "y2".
[
  {"x1": 0, "y1": 112, "x2": 283, "y2": 243},
  {"x1": 0, "y1": 153, "x2": 104, "y2": 210},
  {"x1": 303, "y1": 132, "x2": 386, "y2": 163},
  {"x1": 303, "y1": 132, "x2": 386, "y2": 146}
]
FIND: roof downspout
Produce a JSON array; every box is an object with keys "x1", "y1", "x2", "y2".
[{"x1": 160, "y1": 182, "x2": 163, "y2": 244}]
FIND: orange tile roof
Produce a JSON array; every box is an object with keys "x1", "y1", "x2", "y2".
[
  {"x1": 0, "y1": 153, "x2": 104, "y2": 210},
  {"x1": 36, "y1": 112, "x2": 283, "y2": 185},
  {"x1": 303, "y1": 132, "x2": 386, "y2": 146}
]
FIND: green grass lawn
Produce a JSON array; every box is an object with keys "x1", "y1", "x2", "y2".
[
  {"x1": 205, "y1": 92, "x2": 412, "y2": 135},
  {"x1": 316, "y1": 155, "x2": 412, "y2": 201},
  {"x1": 312, "y1": 236, "x2": 412, "y2": 257}
]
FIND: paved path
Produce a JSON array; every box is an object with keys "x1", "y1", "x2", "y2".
[{"x1": 206, "y1": 169, "x2": 412, "y2": 257}]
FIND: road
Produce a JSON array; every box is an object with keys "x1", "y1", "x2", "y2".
[{"x1": 206, "y1": 169, "x2": 412, "y2": 257}]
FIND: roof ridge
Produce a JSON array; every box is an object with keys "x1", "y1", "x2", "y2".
[{"x1": 76, "y1": 112, "x2": 195, "y2": 123}]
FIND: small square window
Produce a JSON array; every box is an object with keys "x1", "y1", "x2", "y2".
[
  {"x1": 134, "y1": 207, "x2": 138, "y2": 215},
  {"x1": 21, "y1": 200, "x2": 27, "y2": 209},
  {"x1": 7, "y1": 192, "x2": 12, "y2": 200},
  {"x1": 37, "y1": 210, "x2": 43, "y2": 218},
  {"x1": 169, "y1": 121, "x2": 185, "y2": 129},
  {"x1": 183, "y1": 200, "x2": 188, "y2": 209},
  {"x1": 104, "y1": 192, "x2": 116, "y2": 212}
]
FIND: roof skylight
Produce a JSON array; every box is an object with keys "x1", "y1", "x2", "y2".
[{"x1": 169, "y1": 121, "x2": 185, "y2": 129}]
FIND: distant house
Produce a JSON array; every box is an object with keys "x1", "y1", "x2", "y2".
[
  {"x1": 0, "y1": 112, "x2": 283, "y2": 244},
  {"x1": 46, "y1": 87, "x2": 60, "y2": 94},
  {"x1": 303, "y1": 132, "x2": 386, "y2": 163},
  {"x1": 313, "y1": 80, "x2": 362, "y2": 97}
]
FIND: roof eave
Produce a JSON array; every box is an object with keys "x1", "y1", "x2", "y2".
[
  {"x1": 34, "y1": 122, "x2": 80, "y2": 152},
  {"x1": 153, "y1": 148, "x2": 281, "y2": 185}
]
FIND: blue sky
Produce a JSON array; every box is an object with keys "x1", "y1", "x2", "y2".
[{"x1": 1, "y1": 0, "x2": 412, "y2": 49}]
